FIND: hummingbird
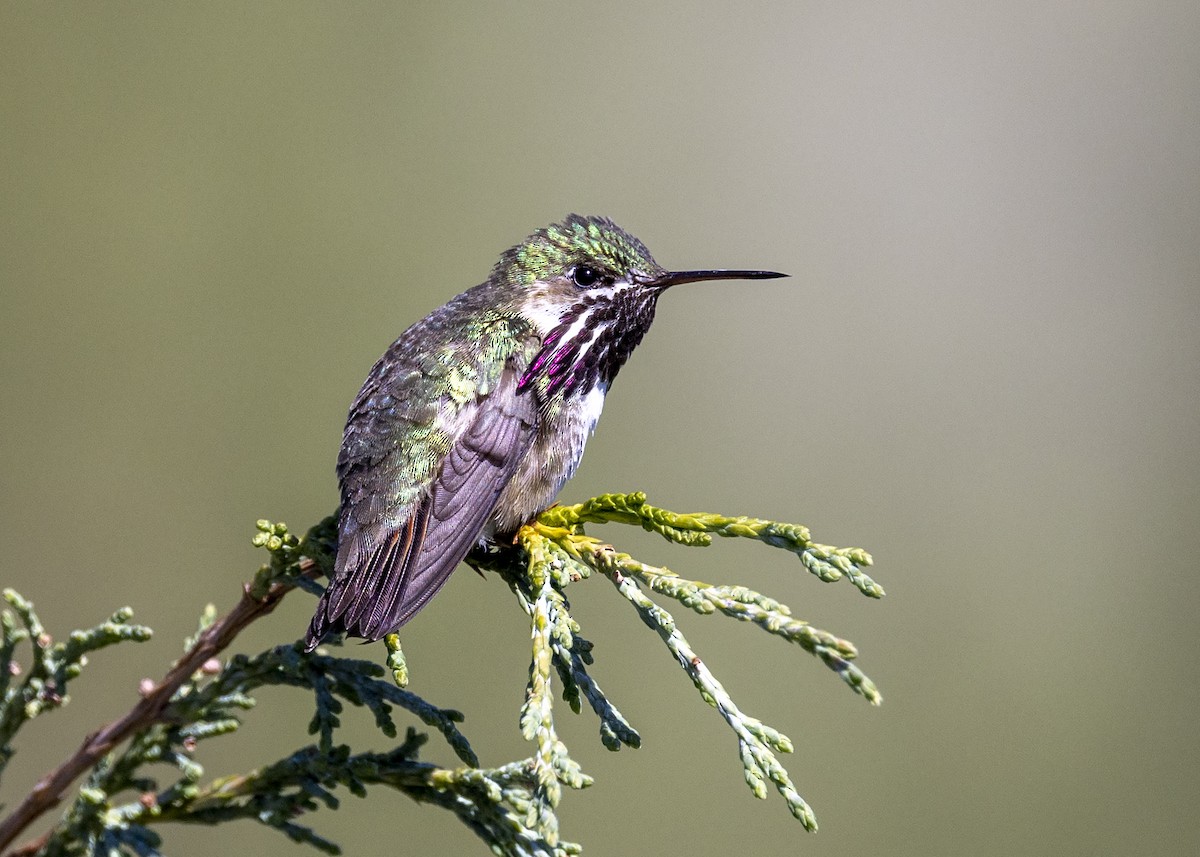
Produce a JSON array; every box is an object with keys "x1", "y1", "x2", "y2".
[{"x1": 304, "y1": 214, "x2": 785, "y2": 651}]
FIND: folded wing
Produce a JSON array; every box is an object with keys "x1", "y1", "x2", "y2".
[{"x1": 305, "y1": 366, "x2": 536, "y2": 649}]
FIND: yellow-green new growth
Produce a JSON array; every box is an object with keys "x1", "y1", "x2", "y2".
[{"x1": 467, "y1": 492, "x2": 884, "y2": 841}]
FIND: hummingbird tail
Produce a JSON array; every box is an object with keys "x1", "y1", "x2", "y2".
[{"x1": 304, "y1": 503, "x2": 431, "y2": 651}]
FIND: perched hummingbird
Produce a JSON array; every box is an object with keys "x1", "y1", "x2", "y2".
[{"x1": 304, "y1": 214, "x2": 785, "y2": 651}]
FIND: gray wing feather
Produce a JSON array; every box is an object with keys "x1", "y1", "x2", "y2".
[{"x1": 304, "y1": 366, "x2": 536, "y2": 649}]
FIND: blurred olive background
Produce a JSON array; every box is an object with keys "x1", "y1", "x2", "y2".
[{"x1": 2, "y1": 3, "x2": 1198, "y2": 856}]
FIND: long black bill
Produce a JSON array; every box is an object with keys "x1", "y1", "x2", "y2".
[{"x1": 650, "y1": 269, "x2": 789, "y2": 288}]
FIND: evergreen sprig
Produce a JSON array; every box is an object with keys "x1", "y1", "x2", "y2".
[
  {"x1": 538, "y1": 492, "x2": 882, "y2": 597},
  {"x1": 473, "y1": 493, "x2": 882, "y2": 836},
  {"x1": 0, "y1": 495, "x2": 881, "y2": 856},
  {"x1": 0, "y1": 590, "x2": 152, "y2": 781}
]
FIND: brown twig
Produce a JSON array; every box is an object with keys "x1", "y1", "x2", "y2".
[
  {"x1": 0, "y1": 558, "x2": 318, "y2": 856},
  {"x1": 3, "y1": 830, "x2": 45, "y2": 857}
]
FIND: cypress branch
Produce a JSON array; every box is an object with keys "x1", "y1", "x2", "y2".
[{"x1": 0, "y1": 495, "x2": 882, "y2": 856}]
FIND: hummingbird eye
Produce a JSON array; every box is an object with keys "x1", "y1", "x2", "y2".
[{"x1": 571, "y1": 265, "x2": 600, "y2": 288}]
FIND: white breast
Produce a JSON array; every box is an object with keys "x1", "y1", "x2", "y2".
[{"x1": 488, "y1": 383, "x2": 607, "y2": 534}]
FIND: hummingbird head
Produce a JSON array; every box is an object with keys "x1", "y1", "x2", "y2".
[{"x1": 498, "y1": 214, "x2": 786, "y2": 400}]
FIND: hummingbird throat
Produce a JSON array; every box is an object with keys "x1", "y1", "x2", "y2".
[{"x1": 517, "y1": 286, "x2": 659, "y2": 400}]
